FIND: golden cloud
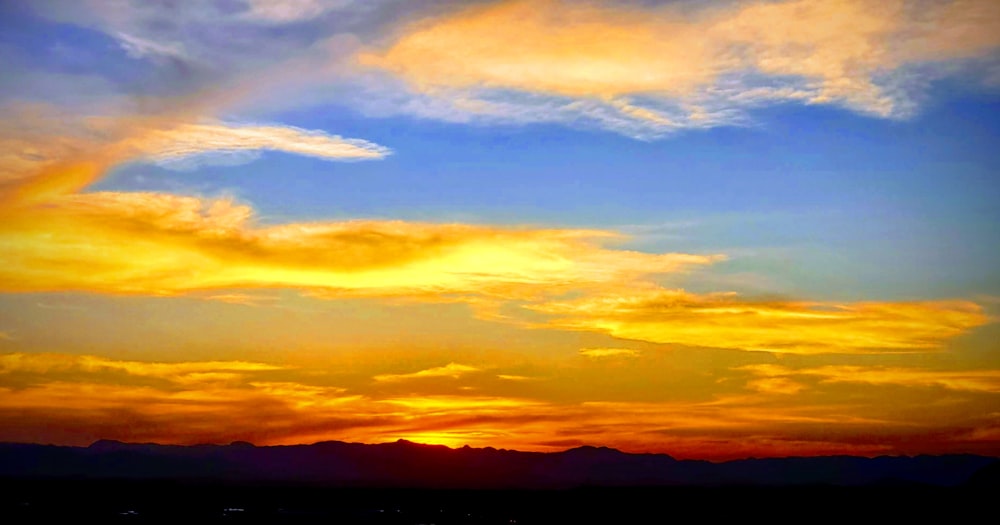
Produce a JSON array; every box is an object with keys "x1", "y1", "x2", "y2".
[
  {"x1": 0, "y1": 187, "x2": 719, "y2": 296},
  {"x1": 496, "y1": 374, "x2": 535, "y2": 381},
  {"x1": 740, "y1": 364, "x2": 1000, "y2": 393},
  {"x1": 530, "y1": 288, "x2": 990, "y2": 354},
  {"x1": 579, "y1": 348, "x2": 640, "y2": 359},
  {"x1": 374, "y1": 363, "x2": 481, "y2": 382}
]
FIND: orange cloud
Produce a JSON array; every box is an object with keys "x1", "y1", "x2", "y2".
[
  {"x1": 745, "y1": 377, "x2": 808, "y2": 395},
  {"x1": 740, "y1": 364, "x2": 1000, "y2": 393},
  {"x1": 360, "y1": 0, "x2": 1000, "y2": 133},
  {"x1": 0, "y1": 352, "x2": 283, "y2": 380},
  {"x1": 531, "y1": 288, "x2": 990, "y2": 354}
]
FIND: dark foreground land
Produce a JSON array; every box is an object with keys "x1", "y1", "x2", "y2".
[{"x1": 1, "y1": 478, "x2": 995, "y2": 524}]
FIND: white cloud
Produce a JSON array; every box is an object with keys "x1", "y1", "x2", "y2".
[
  {"x1": 116, "y1": 32, "x2": 187, "y2": 61},
  {"x1": 136, "y1": 122, "x2": 391, "y2": 170}
]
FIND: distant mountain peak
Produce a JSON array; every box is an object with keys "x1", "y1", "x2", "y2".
[
  {"x1": 88, "y1": 439, "x2": 128, "y2": 450},
  {"x1": 566, "y1": 445, "x2": 622, "y2": 454}
]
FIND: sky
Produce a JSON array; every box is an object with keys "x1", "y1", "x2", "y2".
[{"x1": 0, "y1": 0, "x2": 998, "y2": 461}]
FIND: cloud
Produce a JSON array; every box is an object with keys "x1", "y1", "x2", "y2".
[
  {"x1": 136, "y1": 122, "x2": 391, "y2": 170},
  {"x1": 0, "y1": 106, "x2": 391, "y2": 206},
  {"x1": 497, "y1": 374, "x2": 535, "y2": 381},
  {"x1": 745, "y1": 377, "x2": 808, "y2": 395},
  {"x1": 23, "y1": 1, "x2": 999, "y2": 140},
  {"x1": 374, "y1": 363, "x2": 481, "y2": 382},
  {"x1": 531, "y1": 288, "x2": 990, "y2": 354},
  {"x1": 0, "y1": 101, "x2": 717, "y2": 301},
  {"x1": 115, "y1": 32, "x2": 188, "y2": 62},
  {"x1": 579, "y1": 348, "x2": 640, "y2": 359},
  {"x1": 241, "y1": 0, "x2": 355, "y2": 23},
  {"x1": 0, "y1": 103, "x2": 718, "y2": 302},
  {"x1": 0, "y1": 186, "x2": 718, "y2": 296},
  {"x1": 1, "y1": 352, "x2": 997, "y2": 458},
  {"x1": 377, "y1": 394, "x2": 537, "y2": 411},
  {"x1": 0, "y1": 352, "x2": 284, "y2": 379},
  {"x1": 740, "y1": 364, "x2": 1000, "y2": 393},
  {"x1": 358, "y1": 0, "x2": 1000, "y2": 137}
]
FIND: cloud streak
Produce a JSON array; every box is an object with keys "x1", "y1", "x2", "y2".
[
  {"x1": 579, "y1": 348, "x2": 640, "y2": 359},
  {"x1": 374, "y1": 363, "x2": 481, "y2": 382},
  {"x1": 531, "y1": 288, "x2": 989, "y2": 354},
  {"x1": 0, "y1": 352, "x2": 284, "y2": 380},
  {"x1": 138, "y1": 122, "x2": 391, "y2": 170},
  {"x1": 740, "y1": 364, "x2": 1000, "y2": 393}
]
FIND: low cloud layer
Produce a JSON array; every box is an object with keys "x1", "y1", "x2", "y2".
[{"x1": 2, "y1": 352, "x2": 997, "y2": 458}]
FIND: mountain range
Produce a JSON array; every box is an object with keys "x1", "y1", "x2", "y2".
[{"x1": 2, "y1": 440, "x2": 996, "y2": 489}]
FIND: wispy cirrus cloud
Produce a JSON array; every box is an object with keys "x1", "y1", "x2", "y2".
[
  {"x1": 0, "y1": 107, "x2": 391, "y2": 209},
  {"x1": 137, "y1": 122, "x2": 391, "y2": 170}
]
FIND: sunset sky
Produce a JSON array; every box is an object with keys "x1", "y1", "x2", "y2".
[{"x1": 1, "y1": 0, "x2": 998, "y2": 461}]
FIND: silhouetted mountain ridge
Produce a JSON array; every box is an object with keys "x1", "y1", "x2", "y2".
[{"x1": 0, "y1": 440, "x2": 993, "y2": 489}]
